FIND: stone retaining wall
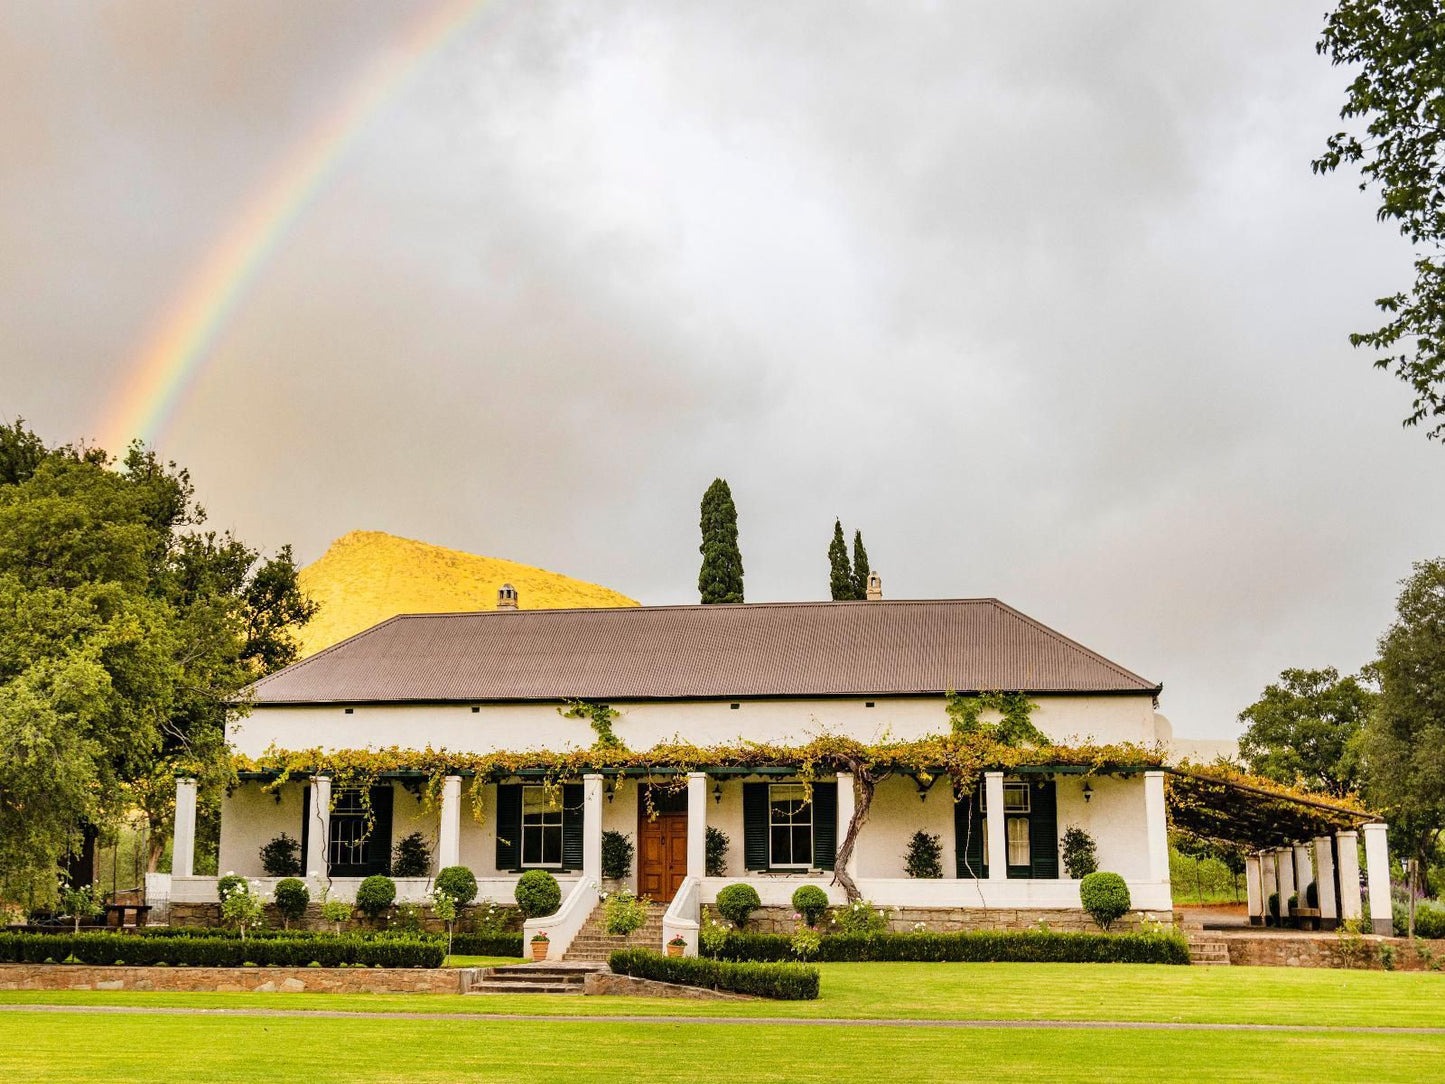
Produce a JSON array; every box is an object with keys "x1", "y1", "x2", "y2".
[
  {"x1": 741, "y1": 905, "x2": 1173, "y2": 935},
  {"x1": 583, "y1": 972, "x2": 752, "y2": 999},
  {"x1": 0, "y1": 962, "x2": 464, "y2": 994},
  {"x1": 1224, "y1": 934, "x2": 1445, "y2": 971}
]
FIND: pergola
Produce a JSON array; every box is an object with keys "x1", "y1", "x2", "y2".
[{"x1": 1164, "y1": 766, "x2": 1390, "y2": 934}]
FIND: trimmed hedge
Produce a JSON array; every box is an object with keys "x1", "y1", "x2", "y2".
[
  {"x1": 609, "y1": 948, "x2": 819, "y2": 999},
  {"x1": 449, "y1": 932, "x2": 524, "y2": 957},
  {"x1": 702, "y1": 928, "x2": 1190, "y2": 965},
  {"x1": 0, "y1": 931, "x2": 444, "y2": 968}
]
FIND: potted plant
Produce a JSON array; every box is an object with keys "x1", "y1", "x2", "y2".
[
  {"x1": 530, "y1": 931, "x2": 550, "y2": 961},
  {"x1": 667, "y1": 935, "x2": 686, "y2": 957}
]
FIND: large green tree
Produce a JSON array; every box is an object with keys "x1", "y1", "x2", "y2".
[
  {"x1": 697, "y1": 478, "x2": 744, "y2": 604},
  {"x1": 828, "y1": 519, "x2": 853, "y2": 600},
  {"x1": 1362, "y1": 558, "x2": 1445, "y2": 914},
  {"x1": 852, "y1": 529, "x2": 871, "y2": 600},
  {"x1": 1316, "y1": 1, "x2": 1445, "y2": 439},
  {"x1": 0, "y1": 423, "x2": 315, "y2": 898},
  {"x1": 1236, "y1": 667, "x2": 1374, "y2": 798}
]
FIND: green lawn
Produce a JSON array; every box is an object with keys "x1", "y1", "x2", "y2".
[
  {"x1": 442, "y1": 954, "x2": 518, "y2": 967},
  {"x1": 2, "y1": 962, "x2": 1442, "y2": 1027},
  {"x1": 0, "y1": 1011, "x2": 1440, "y2": 1084}
]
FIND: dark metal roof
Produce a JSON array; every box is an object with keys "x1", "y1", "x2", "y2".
[{"x1": 249, "y1": 598, "x2": 1160, "y2": 704}]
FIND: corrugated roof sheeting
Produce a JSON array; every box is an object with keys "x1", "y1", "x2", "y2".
[{"x1": 249, "y1": 598, "x2": 1160, "y2": 704}]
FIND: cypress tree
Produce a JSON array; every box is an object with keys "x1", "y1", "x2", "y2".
[
  {"x1": 828, "y1": 519, "x2": 854, "y2": 601},
  {"x1": 698, "y1": 479, "x2": 744, "y2": 604},
  {"x1": 852, "y1": 529, "x2": 871, "y2": 600}
]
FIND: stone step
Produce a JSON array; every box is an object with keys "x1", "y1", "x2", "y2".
[
  {"x1": 1189, "y1": 939, "x2": 1232, "y2": 965},
  {"x1": 469, "y1": 981, "x2": 585, "y2": 995}
]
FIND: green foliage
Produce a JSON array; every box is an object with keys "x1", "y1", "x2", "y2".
[
  {"x1": 1079, "y1": 871, "x2": 1131, "y2": 931},
  {"x1": 1306, "y1": 881, "x2": 1320, "y2": 909},
  {"x1": 0, "y1": 931, "x2": 443, "y2": 968},
  {"x1": 1168, "y1": 845, "x2": 1240, "y2": 904},
  {"x1": 1379, "y1": 942, "x2": 1397, "y2": 971},
  {"x1": 0, "y1": 421, "x2": 316, "y2": 898},
  {"x1": 1315, "y1": 3, "x2": 1445, "y2": 439},
  {"x1": 216, "y1": 874, "x2": 248, "y2": 902},
  {"x1": 705, "y1": 826, "x2": 729, "y2": 877},
  {"x1": 429, "y1": 888, "x2": 458, "y2": 955},
  {"x1": 698, "y1": 478, "x2": 744, "y2": 604},
  {"x1": 1364, "y1": 559, "x2": 1445, "y2": 904},
  {"x1": 903, "y1": 830, "x2": 943, "y2": 879},
  {"x1": 514, "y1": 870, "x2": 560, "y2": 918},
  {"x1": 945, "y1": 691, "x2": 1047, "y2": 747},
  {"x1": 715, "y1": 883, "x2": 761, "y2": 927},
  {"x1": 832, "y1": 898, "x2": 889, "y2": 934},
  {"x1": 602, "y1": 890, "x2": 648, "y2": 936},
  {"x1": 609, "y1": 947, "x2": 820, "y2": 999},
  {"x1": 319, "y1": 898, "x2": 352, "y2": 933},
  {"x1": 1062, "y1": 826, "x2": 1099, "y2": 879},
  {"x1": 791, "y1": 885, "x2": 830, "y2": 927},
  {"x1": 702, "y1": 928, "x2": 1191, "y2": 965},
  {"x1": 559, "y1": 700, "x2": 624, "y2": 749},
  {"x1": 698, "y1": 906, "x2": 729, "y2": 955},
  {"x1": 1394, "y1": 899, "x2": 1445, "y2": 939},
  {"x1": 272, "y1": 878, "x2": 309, "y2": 928},
  {"x1": 851, "y1": 530, "x2": 871, "y2": 601},
  {"x1": 220, "y1": 881, "x2": 266, "y2": 939},
  {"x1": 354, "y1": 876, "x2": 396, "y2": 918},
  {"x1": 449, "y1": 932, "x2": 523, "y2": 957},
  {"x1": 434, "y1": 866, "x2": 477, "y2": 907},
  {"x1": 1237, "y1": 667, "x2": 1373, "y2": 797},
  {"x1": 1268, "y1": 892, "x2": 1281, "y2": 922},
  {"x1": 828, "y1": 519, "x2": 854, "y2": 600},
  {"x1": 58, "y1": 883, "x2": 102, "y2": 933},
  {"x1": 258, "y1": 833, "x2": 301, "y2": 877},
  {"x1": 390, "y1": 832, "x2": 431, "y2": 878},
  {"x1": 601, "y1": 830, "x2": 634, "y2": 880},
  {"x1": 789, "y1": 920, "x2": 822, "y2": 960}
]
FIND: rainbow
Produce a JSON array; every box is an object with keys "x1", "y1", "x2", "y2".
[{"x1": 99, "y1": 0, "x2": 492, "y2": 454}]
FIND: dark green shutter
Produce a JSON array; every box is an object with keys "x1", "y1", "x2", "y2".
[
  {"x1": 495, "y1": 784, "x2": 522, "y2": 871},
  {"x1": 743, "y1": 782, "x2": 769, "y2": 870},
  {"x1": 299, "y1": 784, "x2": 311, "y2": 872},
  {"x1": 812, "y1": 782, "x2": 838, "y2": 870},
  {"x1": 367, "y1": 784, "x2": 393, "y2": 875},
  {"x1": 561, "y1": 783, "x2": 584, "y2": 871},
  {"x1": 1028, "y1": 779, "x2": 1059, "y2": 879},
  {"x1": 955, "y1": 783, "x2": 987, "y2": 879}
]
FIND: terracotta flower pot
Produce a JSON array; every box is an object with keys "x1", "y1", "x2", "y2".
[
  {"x1": 531, "y1": 939, "x2": 549, "y2": 961},
  {"x1": 666, "y1": 942, "x2": 684, "y2": 957}
]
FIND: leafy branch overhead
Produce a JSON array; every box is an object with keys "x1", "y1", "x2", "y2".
[{"x1": 559, "y1": 699, "x2": 625, "y2": 749}]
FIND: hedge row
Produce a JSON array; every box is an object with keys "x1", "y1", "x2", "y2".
[
  {"x1": 608, "y1": 948, "x2": 820, "y2": 1000},
  {"x1": 449, "y1": 933, "x2": 524, "y2": 957},
  {"x1": 704, "y1": 929, "x2": 1191, "y2": 965},
  {"x1": 0, "y1": 932, "x2": 444, "y2": 969}
]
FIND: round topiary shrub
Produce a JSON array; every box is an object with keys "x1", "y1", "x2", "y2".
[
  {"x1": 716, "y1": 883, "x2": 762, "y2": 928},
  {"x1": 216, "y1": 874, "x2": 248, "y2": 902},
  {"x1": 791, "y1": 885, "x2": 829, "y2": 927},
  {"x1": 1079, "y1": 871, "x2": 1131, "y2": 931},
  {"x1": 273, "y1": 877, "x2": 310, "y2": 928},
  {"x1": 435, "y1": 865, "x2": 478, "y2": 907},
  {"x1": 355, "y1": 875, "x2": 397, "y2": 918},
  {"x1": 515, "y1": 870, "x2": 561, "y2": 918},
  {"x1": 1267, "y1": 892, "x2": 1280, "y2": 925},
  {"x1": 1305, "y1": 881, "x2": 1319, "y2": 909},
  {"x1": 601, "y1": 830, "x2": 634, "y2": 881}
]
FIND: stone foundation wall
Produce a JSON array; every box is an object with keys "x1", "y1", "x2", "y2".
[
  {"x1": 1224, "y1": 934, "x2": 1445, "y2": 971},
  {"x1": 0, "y1": 963, "x2": 463, "y2": 994},
  {"x1": 738, "y1": 905, "x2": 1173, "y2": 935},
  {"x1": 168, "y1": 901, "x2": 521, "y2": 935},
  {"x1": 583, "y1": 972, "x2": 752, "y2": 1000}
]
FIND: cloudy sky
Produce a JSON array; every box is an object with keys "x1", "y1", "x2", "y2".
[{"x1": 4, "y1": 1, "x2": 1442, "y2": 739}]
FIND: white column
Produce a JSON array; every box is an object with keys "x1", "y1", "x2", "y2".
[
  {"x1": 1314, "y1": 837, "x2": 1338, "y2": 929},
  {"x1": 581, "y1": 774, "x2": 604, "y2": 883},
  {"x1": 1245, "y1": 854, "x2": 1263, "y2": 925},
  {"x1": 1293, "y1": 843, "x2": 1314, "y2": 906},
  {"x1": 1336, "y1": 830, "x2": 1363, "y2": 923},
  {"x1": 1363, "y1": 822, "x2": 1392, "y2": 936},
  {"x1": 686, "y1": 772, "x2": 707, "y2": 880},
  {"x1": 1143, "y1": 771, "x2": 1170, "y2": 885},
  {"x1": 437, "y1": 775, "x2": 462, "y2": 871},
  {"x1": 984, "y1": 772, "x2": 1006, "y2": 881},
  {"x1": 1276, "y1": 847, "x2": 1296, "y2": 921},
  {"x1": 836, "y1": 773, "x2": 858, "y2": 881},
  {"x1": 172, "y1": 777, "x2": 197, "y2": 878},
  {"x1": 305, "y1": 775, "x2": 331, "y2": 879}
]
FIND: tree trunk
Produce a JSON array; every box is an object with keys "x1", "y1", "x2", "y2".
[{"x1": 831, "y1": 771, "x2": 881, "y2": 902}]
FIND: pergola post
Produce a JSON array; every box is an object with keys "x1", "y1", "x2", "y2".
[
  {"x1": 1144, "y1": 771, "x2": 1170, "y2": 884},
  {"x1": 1260, "y1": 850, "x2": 1278, "y2": 922},
  {"x1": 686, "y1": 772, "x2": 708, "y2": 880},
  {"x1": 1293, "y1": 843, "x2": 1314, "y2": 906},
  {"x1": 1362, "y1": 822, "x2": 1392, "y2": 936},
  {"x1": 1335, "y1": 830, "x2": 1363, "y2": 924},
  {"x1": 1313, "y1": 836, "x2": 1338, "y2": 930},
  {"x1": 436, "y1": 775, "x2": 462, "y2": 871},
  {"x1": 1245, "y1": 854, "x2": 1263, "y2": 925},
  {"x1": 172, "y1": 777, "x2": 197, "y2": 879},
  {"x1": 1276, "y1": 847, "x2": 1296, "y2": 920},
  {"x1": 984, "y1": 773, "x2": 1006, "y2": 881},
  {"x1": 582, "y1": 774, "x2": 604, "y2": 884}
]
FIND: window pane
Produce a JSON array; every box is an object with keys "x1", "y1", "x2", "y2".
[
  {"x1": 543, "y1": 826, "x2": 562, "y2": 865},
  {"x1": 792, "y1": 826, "x2": 812, "y2": 867},
  {"x1": 1004, "y1": 783, "x2": 1030, "y2": 812},
  {"x1": 768, "y1": 784, "x2": 812, "y2": 867},
  {"x1": 1007, "y1": 816, "x2": 1030, "y2": 867},
  {"x1": 771, "y1": 826, "x2": 792, "y2": 865}
]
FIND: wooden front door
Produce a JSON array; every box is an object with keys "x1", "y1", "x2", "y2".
[{"x1": 637, "y1": 785, "x2": 689, "y2": 901}]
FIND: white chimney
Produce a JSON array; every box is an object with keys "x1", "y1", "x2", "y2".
[
  {"x1": 496, "y1": 583, "x2": 519, "y2": 610},
  {"x1": 866, "y1": 571, "x2": 882, "y2": 600}
]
